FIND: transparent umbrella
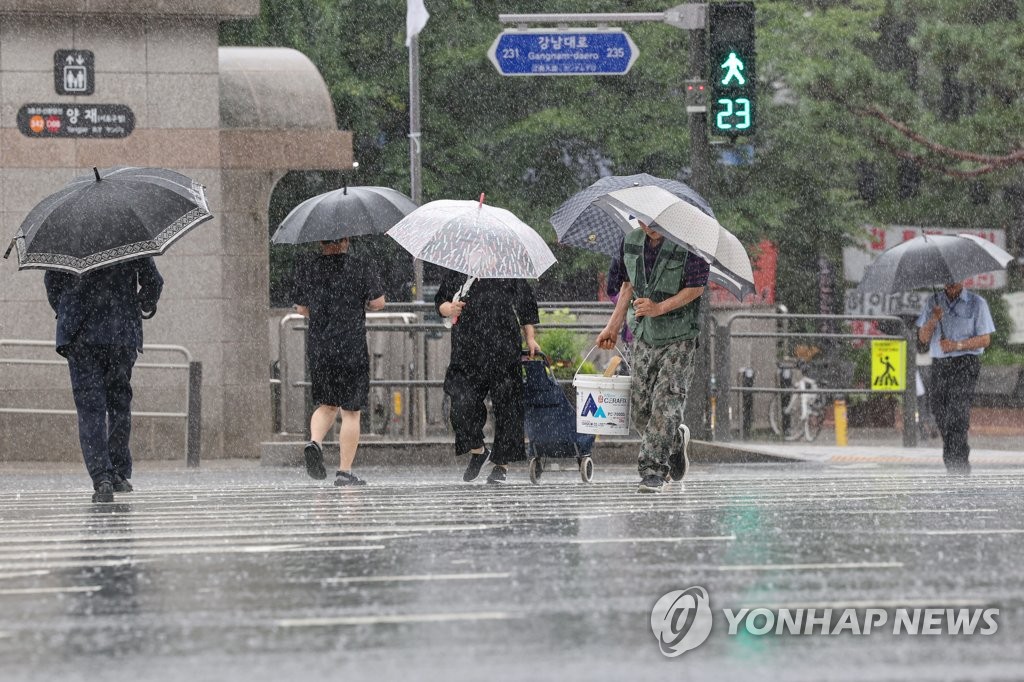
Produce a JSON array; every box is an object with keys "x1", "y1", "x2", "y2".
[{"x1": 386, "y1": 197, "x2": 556, "y2": 279}]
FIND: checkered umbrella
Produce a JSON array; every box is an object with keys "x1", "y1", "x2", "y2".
[
  {"x1": 551, "y1": 174, "x2": 753, "y2": 300},
  {"x1": 595, "y1": 185, "x2": 756, "y2": 300},
  {"x1": 550, "y1": 173, "x2": 714, "y2": 257}
]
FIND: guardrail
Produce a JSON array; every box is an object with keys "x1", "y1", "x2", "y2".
[
  {"x1": 0, "y1": 339, "x2": 202, "y2": 467},
  {"x1": 714, "y1": 312, "x2": 918, "y2": 447},
  {"x1": 273, "y1": 303, "x2": 615, "y2": 439}
]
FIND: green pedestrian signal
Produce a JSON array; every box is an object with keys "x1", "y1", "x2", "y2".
[{"x1": 709, "y1": 2, "x2": 756, "y2": 136}]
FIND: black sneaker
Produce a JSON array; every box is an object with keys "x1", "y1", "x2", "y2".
[
  {"x1": 462, "y1": 448, "x2": 490, "y2": 482},
  {"x1": 92, "y1": 480, "x2": 114, "y2": 503},
  {"x1": 486, "y1": 465, "x2": 507, "y2": 485},
  {"x1": 669, "y1": 424, "x2": 691, "y2": 481},
  {"x1": 637, "y1": 475, "x2": 665, "y2": 493},
  {"x1": 112, "y1": 474, "x2": 133, "y2": 493},
  {"x1": 303, "y1": 441, "x2": 327, "y2": 480},
  {"x1": 333, "y1": 471, "x2": 367, "y2": 487}
]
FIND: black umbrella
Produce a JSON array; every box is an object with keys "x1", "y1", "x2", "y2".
[
  {"x1": 856, "y1": 233, "x2": 1013, "y2": 294},
  {"x1": 4, "y1": 166, "x2": 212, "y2": 275},
  {"x1": 856, "y1": 233, "x2": 1013, "y2": 338},
  {"x1": 270, "y1": 185, "x2": 417, "y2": 244}
]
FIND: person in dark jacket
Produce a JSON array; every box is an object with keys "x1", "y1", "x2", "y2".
[
  {"x1": 292, "y1": 238, "x2": 385, "y2": 486},
  {"x1": 44, "y1": 258, "x2": 163, "y2": 502},
  {"x1": 435, "y1": 270, "x2": 541, "y2": 484}
]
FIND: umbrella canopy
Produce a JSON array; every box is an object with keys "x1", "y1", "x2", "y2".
[
  {"x1": 270, "y1": 185, "x2": 417, "y2": 244},
  {"x1": 387, "y1": 199, "x2": 556, "y2": 279},
  {"x1": 856, "y1": 233, "x2": 1014, "y2": 294},
  {"x1": 550, "y1": 173, "x2": 714, "y2": 257},
  {"x1": 594, "y1": 185, "x2": 756, "y2": 299},
  {"x1": 5, "y1": 166, "x2": 212, "y2": 275}
]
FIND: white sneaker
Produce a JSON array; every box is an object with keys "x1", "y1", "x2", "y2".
[{"x1": 669, "y1": 424, "x2": 690, "y2": 481}]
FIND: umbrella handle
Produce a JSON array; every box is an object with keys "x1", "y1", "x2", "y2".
[
  {"x1": 442, "y1": 276, "x2": 477, "y2": 329},
  {"x1": 2, "y1": 239, "x2": 14, "y2": 260}
]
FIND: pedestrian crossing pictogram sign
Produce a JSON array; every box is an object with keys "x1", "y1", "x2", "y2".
[{"x1": 871, "y1": 340, "x2": 905, "y2": 392}]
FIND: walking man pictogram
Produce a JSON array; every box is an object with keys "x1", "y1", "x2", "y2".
[{"x1": 720, "y1": 52, "x2": 746, "y2": 85}]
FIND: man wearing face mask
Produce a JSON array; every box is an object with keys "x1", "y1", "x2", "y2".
[
  {"x1": 597, "y1": 221, "x2": 709, "y2": 493},
  {"x1": 916, "y1": 281, "x2": 995, "y2": 474}
]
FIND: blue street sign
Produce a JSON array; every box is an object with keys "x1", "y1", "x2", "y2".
[{"x1": 488, "y1": 28, "x2": 639, "y2": 76}]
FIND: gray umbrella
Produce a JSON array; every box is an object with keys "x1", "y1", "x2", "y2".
[
  {"x1": 856, "y1": 233, "x2": 1013, "y2": 294},
  {"x1": 550, "y1": 173, "x2": 714, "y2": 257},
  {"x1": 270, "y1": 185, "x2": 417, "y2": 244}
]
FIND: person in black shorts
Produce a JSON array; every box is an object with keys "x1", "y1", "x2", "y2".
[
  {"x1": 435, "y1": 271, "x2": 540, "y2": 484},
  {"x1": 292, "y1": 238, "x2": 385, "y2": 486}
]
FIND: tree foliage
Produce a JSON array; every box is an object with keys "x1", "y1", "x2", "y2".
[{"x1": 222, "y1": 0, "x2": 1024, "y2": 321}]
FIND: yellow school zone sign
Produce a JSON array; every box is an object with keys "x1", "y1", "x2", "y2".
[{"x1": 871, "y1": 340, "x2": 906, "y2": 392}]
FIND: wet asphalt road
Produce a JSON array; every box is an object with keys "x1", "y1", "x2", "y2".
[{"x1": 0, "y1": 461, "x2": 1022, "y2": 682}]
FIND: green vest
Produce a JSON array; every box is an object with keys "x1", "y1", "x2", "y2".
[{"x1": 624, "y1": 229, "x2": 702, "y2": 346}]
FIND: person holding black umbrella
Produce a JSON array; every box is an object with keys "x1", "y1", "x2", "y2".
[
  {"x1": 44, "y1": 260, "x2": 164, "y2": 502},
  {"x1": 916, "y1": 281, "x2": 995, "y2": 474},
  {"x1": 8, "y1": 167, "x2": 212, "y2": 502},
  {"x1": 293, "y1": 237, "x2": 385, "y2": 486}
]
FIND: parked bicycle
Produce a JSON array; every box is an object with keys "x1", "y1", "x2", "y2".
[{"x1": 768, "y1": 358, "x2": 830, "y2": 442}]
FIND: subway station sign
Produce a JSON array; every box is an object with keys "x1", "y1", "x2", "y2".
[{"x1": 17, "y1": 103, "x2": 135, "y2": 139}]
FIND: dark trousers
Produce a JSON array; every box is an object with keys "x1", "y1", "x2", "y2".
[
  {"x1": 66, "y1": 344, "x2": 138, "y2": 486},
  {"x1": 930, "y1": 355, "x2": 980, "y2": 471},
  {"x1": 444, "y1": 361, "x2": 525, "y2": 465}
]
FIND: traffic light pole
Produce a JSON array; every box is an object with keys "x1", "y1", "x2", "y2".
[{"x1": 684, "y1": 5, "x2": 715, "y2": 441}]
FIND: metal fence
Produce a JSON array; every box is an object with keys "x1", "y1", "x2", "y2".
[
  {"x1": 272, "y1": 302, "x2": 617, "y2": 439},
  {"x1": 0, "y1": 339, "x2": 203, "y2": 466},
  {"x1": 713, "y1": 312, "x2": 918, "y2": 447}
]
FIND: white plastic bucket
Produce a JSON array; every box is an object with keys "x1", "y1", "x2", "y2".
[{"x1": 573, "y1": 346, "x2": 631, "y2": 435}]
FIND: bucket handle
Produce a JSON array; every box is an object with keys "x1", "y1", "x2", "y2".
[{"x1": 575, "y1": 345, "x2": 630, "y2": 378}]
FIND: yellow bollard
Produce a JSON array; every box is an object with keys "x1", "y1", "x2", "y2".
[
  {"x1": 393, "y1": 391, "x2": 403, "y2": 416},
  {"x1": 834, "y1": 398, "x2": 848, "y2": 447}
]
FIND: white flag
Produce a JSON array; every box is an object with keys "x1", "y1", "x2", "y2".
[{"x1": 406, "y1": 0, "x2": 429, "y2": 47}]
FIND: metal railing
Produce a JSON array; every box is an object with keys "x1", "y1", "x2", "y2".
[
  {"x1": 0, "y1": 339, "x2": 203, "y2": 466},
  {"x1": 273, "y1": 303, "x2": 616, "y2": 440},
  {"x1": 714, "y1": 312, "x2": 918, "y2": 447}
]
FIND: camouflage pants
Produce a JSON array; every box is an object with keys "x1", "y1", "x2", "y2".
[{"x1": 631, "y1": 337, "x2": 696, "y2": 478}]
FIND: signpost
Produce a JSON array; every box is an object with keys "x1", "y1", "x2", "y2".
[{"x1": 488, "y1": 29, "x2": 639, "y2": 76}]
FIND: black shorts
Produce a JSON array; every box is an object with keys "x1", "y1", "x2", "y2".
[{"x1": 309, "y1": 351, "x2": 369, "y2": 411}]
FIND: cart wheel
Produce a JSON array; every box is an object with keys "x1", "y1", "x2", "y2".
[
  {"x1": 579, "y1": 456, "x2": 594, "y2": 483},
  {"x1": 529, "y1": 457, "x2": 543, "y2": 484}
]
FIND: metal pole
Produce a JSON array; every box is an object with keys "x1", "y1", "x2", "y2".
[
  {"x1": 903, "y1": 324, "x2": 918, "y2": 447},
  {"x1": 186, "y1": 361, "x2": 202, "y2": 468},
  {"x1": 683, "y1": 5, "x2": 713, "y2": 440},
  {"x1": 408, "y1": 33, "x2": 424, "y2": 299},
  {"x1": 409, "y1": 33, "x2": 428, "y2": 440},
  {"x1": 498, "y1": 5, "x2": 706, "y2": 29},
  {"x1": 714, "y1": 322, "x2": 732, "y2": 441}
]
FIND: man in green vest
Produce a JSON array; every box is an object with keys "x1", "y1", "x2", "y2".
[{"x1": 598, "y1": 222, "x2": 709, "y2": 492}]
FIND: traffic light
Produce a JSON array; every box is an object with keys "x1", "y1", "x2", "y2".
[{"x1": 708, "y1": 2, "x2": 756, "y2": 136}]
